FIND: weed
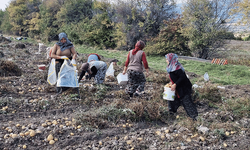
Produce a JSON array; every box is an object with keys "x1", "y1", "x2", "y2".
[
  {"x1": 99, "y1": 106, "x2": 135, "y2": 123},
  {"x1": 197, "y1": 84, "x2": 221, "y2": 102},
  {"x1": 213, "y1": 128, "x2": 227, "y2": 140},
  {"x1": 95, "y1": 84, "x2": 109, "y2": 99},
  {"x1": 225, "y1": 97, "x2": 250, "y2": 118}
]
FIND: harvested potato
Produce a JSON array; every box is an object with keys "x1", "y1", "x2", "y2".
[
  {"x1": 25, "y1": 132, "x2": 30, "y2": 136},
  {"x1": 12, "y1": 134, "x2": 18, "y2": 138},
  {"x1": 47, "y1": 134, "x2": 53, "y2": 141},
  {"x1": 29, "y1": 130, "x2": 36, "y2": 137},
  {"x1": 23, "y1": 145, "x2": 27, "y2": 149},
  {"x1": 19, "y1": 133, "x2": 25, "y2": 136},
  {"x1": 49, "y1": 140, "x2": 55, "y2": 145},
  {"x1": 126, "y1": 140, "x2": 133, "y2": 145}
]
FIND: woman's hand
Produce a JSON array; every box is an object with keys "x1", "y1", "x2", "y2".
[
  {"x1": 123, "y1": 66, "x2": 127, "y2": 75},
  {"x1": 171, "y1": 83, "x2": 176, "y2": 91}
]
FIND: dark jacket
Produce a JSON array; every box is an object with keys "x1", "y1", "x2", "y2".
[{"x1": 169, "y1": 69, "x2": 192, "y2": 99}]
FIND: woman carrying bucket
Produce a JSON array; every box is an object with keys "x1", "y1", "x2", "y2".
[
  {"x1": 122, "y1": 40, "x2": 149, "y2": 97},
  {"x1": 165, "y1": 53, "x2": 198, "y2": 121}
]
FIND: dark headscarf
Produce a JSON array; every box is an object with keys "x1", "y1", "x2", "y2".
[
  {"x1": 132, "y1": 40, "x2": 145, "y2": 55},
  {"x1": 56, "y1": 32, "x2": 73, "y2": 52}
]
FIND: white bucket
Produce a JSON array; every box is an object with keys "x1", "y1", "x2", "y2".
[
  {"x1": 163, "y1": 87, "x2": 175, "y2": 101},
  {"x1": 117, "y1": 73, "x2": 128, "y2": 85}
]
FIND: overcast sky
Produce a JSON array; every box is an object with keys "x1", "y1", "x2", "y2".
[
  {"x1": 0, "y1": 0, "x2": 10, "y2": 10},
  {"x1": 0, "y1": 0, "x2": 184, "y2": 11}
]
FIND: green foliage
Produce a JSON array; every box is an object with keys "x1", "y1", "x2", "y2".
[
  {"x1": 232, "y1": 0, "x2": 250, "y2": 26},
  {"x1": 38, "y1": 0, "x2": 64, "y2": 41},
  {"x1": 225, "y1": 97, "x2": 250, "y2": 118},
  {"x1": 243, "y1": 35, "x2": 250, "y2": 41},
  {"x1": 95, "y1": 84, "x2": 109, "y2": 99},
  {"x1": 56, "y1": 0, "x2": 93, "y2": 25},
  {"x1": 7, "y1": 0, "x2": 29, "y2": 35},
  {"x1": 0, "y1": 10, "x2": 5, "y2": 28},
  {"x1": 182, "y1": 0, "x2": 238, "y2": 59},
  {"x1": 197, "y1": 84, "x2": 221, "y2": 102},
  {"x1": 99, "y1": 106, "x2": 135, "y2": 122},
  {"x1": 144, "y1": 17, "x2": 191, "y2": 56},
  {"x1": 0, "y1": 10, "x2": 12, "y2": 34}
]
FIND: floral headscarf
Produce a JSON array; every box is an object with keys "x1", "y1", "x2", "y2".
[
  {"x1": 165, "y1": 53, "x2": 185, "y2": 73},
  {"x1": 56, "y1": 32, "x2": 73, "y2": 51},
  {"x1": 132, "y1": 40, "x2": 145, "y2": 55}
]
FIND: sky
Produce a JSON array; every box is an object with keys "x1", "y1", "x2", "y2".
[{"x1": 0, "y1": 0, "x2": 10, "y2": 10}]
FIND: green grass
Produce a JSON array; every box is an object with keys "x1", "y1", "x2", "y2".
[{"x1": 76, "y1": 45, "x2": 250, "y2": 85}]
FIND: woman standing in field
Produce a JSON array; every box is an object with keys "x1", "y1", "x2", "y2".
[
  {"x1": 123, "y1": 40, "x2": 149, "y2": 97},
  {"x1": 165, "y1": 53, "x2": 198, "y2": 120},
  {"x1": 50, "y1": 32, "x2": 77, "y2": 93}
]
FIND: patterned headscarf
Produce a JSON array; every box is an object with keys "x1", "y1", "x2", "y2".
[
  {"x1": 165, "y1": 53, "x2": 185, "y2": 73},
  {"x1": 56, "y1": 32, "x2": 73, "y2": 52},
  {"x1": 132, "y1": 40, "x2": 145, "y2": 55}
]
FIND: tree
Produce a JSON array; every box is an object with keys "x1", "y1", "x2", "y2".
[
  {"x1": 182, "y1": 0, "x2": 239, "y2": 59},
  {"x1": 56, "y1": 0, "x2": 93, "y2": 25},
  {"x1": 7, "y1": 0, "x2": 29, "y2": 35},
  {"x1": 144, "y1": 16, "x2": 191, "y2": 56},
  {"x1": 142, "y1": 0, "x2": 176, "y2": 37},
  {"x1": 38, "y1": 0, "x2": 67, "y2": 41},
  {"x1": 232, "y1": 0, "x2": 250, "y2": 26},
  {"x1": 112, "y1": 0, "x2": 176, "y2": 50}
]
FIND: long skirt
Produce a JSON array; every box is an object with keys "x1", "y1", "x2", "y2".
[
  {"x1": 94, "y1": 64, "x2": 107, "y2": 84},
  {"x1": 125, "y1": 69, "x2": 146, "y2": 95},
  {"x1": 168, "y1": 94, "x2": 198, "y2": 120}
]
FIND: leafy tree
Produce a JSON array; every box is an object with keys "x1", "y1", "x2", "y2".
[
  {"x1": 0, "y1": 11, "x2": 12, "y2": 34},
  {"x1": 142, "y1": 0, "x2": 176, "y2": 38},
  {"x1": 112, "y1": 0, "x2": 176, "y2": 50},
  {"x1": 38, "y1": 0, "x2": 67, "y2": 41},
  {"x1": 7, "y1": 0, "x2": 29, "y2": 35},
  {"x1": 144, "y1": 16, "x2": 191, "y2": 56},
  {"x1": 182, "y1": 0, "x2": 239, "y2": 59},
  {"x1": 0, "y1": 10, "x2": 5, "y2": 28},
  {"x1": 232, "y1": 0, "x2": 250, "y2": 26},
  {"x1": 56, "y1": 0, "x2": 93, "y2": 25},
  {"x1": 112, "y1": 0, "x2": 146, "y2": 50},
  {"x1": 25, "y1": 0, "x2": 42, "y2": 38}
]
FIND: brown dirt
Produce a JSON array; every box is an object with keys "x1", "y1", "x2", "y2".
[{"x1": 0, "y1": 39, "x2": 249, "y2": 149}]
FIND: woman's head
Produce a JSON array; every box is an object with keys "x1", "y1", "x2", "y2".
[
  {"x1": 165, "y1": 53, "x2": 176, "y2": 64},
  {"x1": 165, "y1": 53, "x2": 184, "y2": 73},
  {"x1": 56, "y1": 32, "x2": 73, "y2": 51},
  {"x1": 135, "y1": 40, "x2": 145, "y2": 50},
  {"x1": 58, "y1": 32, "x2": 68, "y2": 43}
]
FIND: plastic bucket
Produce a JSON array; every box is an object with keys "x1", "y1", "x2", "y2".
[
  {"x1": 117, "y1": 73, "x2": 128, "y2": 85},
  {"x1": 163, "y1": 87, "x2": 175, "y2": 101},
  {"x1": 38, "y1": 64, "x2": 46, "y2": 71}
]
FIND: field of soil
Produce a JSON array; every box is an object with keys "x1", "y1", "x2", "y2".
[{"x1": 0, "y1": 37, "x2": 250, "y2": 150}]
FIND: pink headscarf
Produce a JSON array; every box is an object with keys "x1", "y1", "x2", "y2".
[{"x1": 165, "y1": 53, "x2": 184, "y2": 73}]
